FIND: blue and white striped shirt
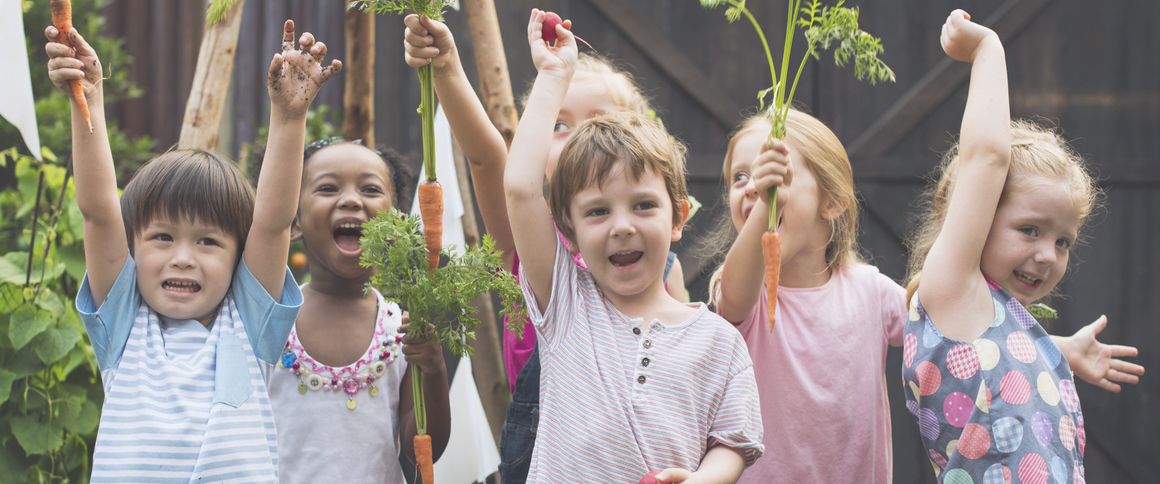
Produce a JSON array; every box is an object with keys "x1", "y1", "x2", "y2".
[{"x1": 76, "y1": 256, "x2": 302, "y2": 483}]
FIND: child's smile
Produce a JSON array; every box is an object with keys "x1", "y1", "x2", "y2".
[{"x1": 134, "y1": 217, "x2": 238, "y2": 327}]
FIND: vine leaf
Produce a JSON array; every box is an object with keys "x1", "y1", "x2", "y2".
[
  {"x1": 10, "y1": 414, "x2": 63, "y2": 456},
  {"x1": 9, "y1": 304, "x2": 55, "y2": 351},
  {"x1": 32, "y1": 319, "x2": 81, "y2": 365},
  {"x1": 0, "y1": 369, "x2": 16, "y2": 405}
]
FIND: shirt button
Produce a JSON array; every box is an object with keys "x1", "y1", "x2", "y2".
[
  {"x1": 637, "y1": 375, "x2": 646, "y2": 384},
  {"x1": 641, "y1": 357, "x2": 650, "y2": 367},
  {"x1": 643, "y1": 340, "x2": 652, "y2": 349},
  {"x1": 632, "y1": 327, "x2": 641, "y2": 335}
]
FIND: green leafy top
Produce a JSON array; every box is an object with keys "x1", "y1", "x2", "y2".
[
  {"x1": 207, "y1": 0, "x2": 240, "y2": 25},
  {"x1": 1027, "y1": 303, "x2": 1058, "y2": 320},
  {"x1": 359, "y1": 209, "x2": 526, "y2": 357},
  {"x1": 347, "y1": 0, "x2": 456, "y2": 22}
]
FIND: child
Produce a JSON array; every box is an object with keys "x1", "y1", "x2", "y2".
[
  {"x1": 902, "y1": 11, "x2": 1143, "y2": 482},
  {"x1": 48, "y1": 21, "x2": 340, "y2": 482},
  {"x1": 502, "y1": 10, "x2": 763, "y2": 483},
  {"x1": 259, "y1": 137, "x2": 452, "y2": 484},
  {"x1": 402, "y1": 14, "x2": 687, "y2": 483},
  {"x1": 705, "y1": 108, "x2": 908, "y2": 484}
]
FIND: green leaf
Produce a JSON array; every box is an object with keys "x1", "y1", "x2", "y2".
[
  {"x1": 11, "y1": 414, "x2": 64, "y2": 456},
  {"x1": 55, "y1": 395, "x2": 84, "y2": 430},
  {"x1": 0, "y1": 369, "x2": 16, "y2": 404},
  {"x1": 0, "y1": 282, "x2": 22, "y2": 314},
  {"x1": 64, "y1": 400, "x2": 99, "y2": 435},
  {"x1": 34, "y1": 291, "x2": 64, "y2": 317},
  {"x1": 0, "y1": 442, "x2": 30, "y2": 484},
  {"x1": 32, "y1": 319, "x2": 80, "y2": 365},
  {"x1": 63, "y1": 433, "x2": 88, "y2": 471},
  {"x1": 39, "y1": 146, "x2": 57, "y2": 164},
  {"x1": 10, "y1": 304, "x2": 54, "y2": 351},
  {"x1": 1027, "y1": 303, "x2": 1058, "y2": 319},
  {"x1": 56, "y1": 240, "x2": 86, "y2": 283},
  {"x1": 0, "y1": 254, "x2": 26, "y2": 285},
  {"x1": 7, "y1": 347, "x2": 47, "y2": 378}
]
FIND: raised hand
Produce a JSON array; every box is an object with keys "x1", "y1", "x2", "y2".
[
  {"x1": 753, "y1": 138, "x2": 793, "y2": 203},
  {"x1": 1060, "y1": 316, "x2": 1145, "y2": 392},
  {"x1": 404, "y1": 14, "x2": 455, "y2": 71},
  {"x1": 45, "y1": 26, "x2": 101, "y2": 100},
  {"x1": 526, "y1": 8, "x2": 576, "y2": 80},
  {"x1": 267, "y1": 20, "x2": 343, "y2": 119},
  {"x1": 940, "y1": 9, "x2": 998, "y2": 63}
]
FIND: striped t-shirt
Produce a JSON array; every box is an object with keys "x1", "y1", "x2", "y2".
[
  {"x1": 521, "y1": 240, "x2": 764, "y2": 481},
  {"x1": 76, "y1": 256, "x2": 302, "y2": 483}
]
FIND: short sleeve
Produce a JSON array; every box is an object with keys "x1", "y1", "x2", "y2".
[
  {"x1": 75, "y1": 255, "x2": 141, "y2": 372},
  {"x1": 731, "y1": 282, "x2": 768, "y2": 332},
  {"x1": 706, "y1": 357, "x2": 765, "y2": 467},
  {"x1": 230, "y1": 257, "x2": 303, "y2": 364},
  {"x1": 518, "y1": 238, "x2": 575, "y2": 347},
  {"x1": 879, "y1": 273, "x2": 907, "y2": 347}
]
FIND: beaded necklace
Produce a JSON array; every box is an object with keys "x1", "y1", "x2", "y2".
[{"x1": 277, "y1": 296, "x2": 403, "y2": 409}]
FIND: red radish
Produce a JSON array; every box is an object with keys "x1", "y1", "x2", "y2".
[
  {"x1": 542, "y1": 11, "x2": 596, "y2": 51},
  {"x1": 638, "y1": 470, "x2": 662, "y2": 484}
]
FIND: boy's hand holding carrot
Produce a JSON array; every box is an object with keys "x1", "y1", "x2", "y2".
[
  {"x1": 403, "y1": 14, "x2": 457, "y2": 72},
  {"x1": 45, "y1": 26, "x2": 102, "y2": 121},
  {"x1": 267, "y1": 20, "x2": 343, "y2": 120}
]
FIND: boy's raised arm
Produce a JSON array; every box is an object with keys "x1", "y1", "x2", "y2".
[
  {"x1": 504, "y1": 9, "x2": 576, "y2": 312},
  {"x1": 247, "y1": 20, "x2": 342, "y2": 300},
  {"x1": 404, "y1": 15, "x2": 514, "y2": 261},
  {"x1": 46, "y1": 26, "x2": 125, "y2": 305}
]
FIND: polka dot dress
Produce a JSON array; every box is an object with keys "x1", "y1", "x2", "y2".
[{"x1": 902, "y1": 280, "x2": 1085, "y2": 483}]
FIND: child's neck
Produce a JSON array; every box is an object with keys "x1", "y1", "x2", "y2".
[
  {"x1": 303, "y1": 268, "x2": 373, "y2": 300},
  {"x1": 778, "y1": 240, "x2": 833, "y2": 288},
  {"x1": 601, "y1": 279, "x2": 694, "y2": 326}
]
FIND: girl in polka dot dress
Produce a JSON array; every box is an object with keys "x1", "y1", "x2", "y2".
[{"x1": 902, "y1": 11, "x2": 1144, "y2": 484}]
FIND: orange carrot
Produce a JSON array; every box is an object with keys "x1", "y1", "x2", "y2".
[
  {"x1": 414, "y1": 434, "x2": 434, "y2": 484},
  {"x1": 762, "y1": 231, "x2": 781, "y2": 331},
  {"x1": 417, "y1": 180, "x2": 443, "y2": 271},
  {"x1": 49, "y1": 0, "x2": 92, "y2": 133}
]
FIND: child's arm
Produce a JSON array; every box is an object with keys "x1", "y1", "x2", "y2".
[
  {"x1": 404, "y1": 15, "x2": 514, "y2": 263},
  {"x1": 916, "y1": 10, "x2": 1010, "y2": 341},
  {"x1": 46, "y1": 26, "x2": 123, "y2": 305},
  {"x1": 650, "y1": 446, "x2": 745, "y2": 484},
  {"x1": 1053, "y1": 316, "x2": 1145, "y2": 392},
  {"x1": 717, "y1": 141, "x2": 791, "y2": 323},
  {"x1": 246, "y1": 21, "x2": 341, "y2": 299},
  {"x1": 397, "y1": 317, "x2": 451, "y2": 464},
  {"x1": 504, "y1": 9, "x2": 578, "y2": 311}
]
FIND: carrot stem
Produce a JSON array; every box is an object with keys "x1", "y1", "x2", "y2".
[{"x1": 419, "y1": 62, "x2": 436, "y2": 182}]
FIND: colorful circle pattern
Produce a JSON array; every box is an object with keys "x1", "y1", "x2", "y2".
[
  {"x1": 1038, "y1": 372, "x2": 1060, "y2": 406},
  {"x1": 1006, "y1": 332, "x2": 1037, "y2": 364},
  {"x1": 958, "y1": 423, "x2": 991, "y2": 460},
  {"x1": 904, "y1": 333, "x2": 917, "y2": 368},
  {"x1": 992, "y1": 416, "x2": 1024, "y2": 453},
  {"x1": 1018, "y1": 453, "x2": 1048, "y2": 484},
  {"x1": 984, "y1": 463, "x2": 1012, "y2": 484},
  {"x1": 947, "y1": 344, "x2": 980, "y2": 379},
  {"x1": 944, "y1": 392, "x2": 974, "y2": 428},
  {"x1": 1000, "y1": 370, "x2": 1030, "y2": 405},
  {"x1": 974, "y1": 338, "x2": 1001, "y2": 371},
  {"x1": 917, "y1": 361, "x2": 942, "y2": 396}
]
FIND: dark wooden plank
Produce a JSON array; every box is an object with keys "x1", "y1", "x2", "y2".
[
  {"x1": 850, "y1": 155, "x2": 1160, "y2": 185},
  {"x1": 583, "y1": 0, "x2": 743, "y2": 129},
  {"x1": 846, "y1": 0, "x2": 1058, "y2": 157}
]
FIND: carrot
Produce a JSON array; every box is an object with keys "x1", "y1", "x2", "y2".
[
  {"x1": 417, "y1": 180, "x2": 443, "y2": 271},
  {"x1": 541, "y1": 11, "x2": 596, "y2": 51},
  {"x1": 414, "y1": 433, "x2": 434, "y2": 484},
  {"x1": 762, "y1": 231, "x2": 781, "y2": 331},
  {"x1": 49, "y1": 0, "x2": 92, "y2": 133}
]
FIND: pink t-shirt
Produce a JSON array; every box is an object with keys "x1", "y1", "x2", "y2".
[{"x1": 733, "y1": 264, "x2": 907, "y2": 484}]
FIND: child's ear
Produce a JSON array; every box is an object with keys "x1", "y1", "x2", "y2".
[
  {"x1": 290, "y1": 215, "x2": 303, "y2": 242},
  {"x1": 671, "y1": 200, "x2": 691, "y2": 242},
  {"x1": 820, "y1": 195, "x2": 847, "y2": 222}
]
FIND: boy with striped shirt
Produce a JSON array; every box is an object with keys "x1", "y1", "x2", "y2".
[
  {"x1": 504, "y1": 10, "x2": 764, "y2": 483},
  {"x1": 47, "y1": 20, "x2": 340, "y2": 482}
]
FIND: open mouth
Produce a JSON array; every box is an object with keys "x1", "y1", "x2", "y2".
[
  {"x1": 609, "y1": 251, "x2": 643, "y2": 267},
  {"x1": 334, "y1": 222, "x2": 363, "y2": 253},
  {"x1": 1014, "y1": 270, "x2": 1041, "y2": 288},
  {"x1": 163, "y1": 279, "x2": 201, "y2": 293}
]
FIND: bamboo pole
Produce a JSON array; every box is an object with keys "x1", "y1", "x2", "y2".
[
  {"x1": 462, "y1": 0, "x2": 521, "y2": 449},
  {"x1": 178, "y1": 0, "x2": 245, "y2": 151},
  {"x1": 343, "y1": 3, "x2": 375, "y2": 145}
]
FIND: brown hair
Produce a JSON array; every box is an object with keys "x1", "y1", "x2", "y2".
[
  {"x1": 704, "y1": 109, "x2": 863, "y2": 305},
  {"x1": 121, "y1": 150, "x2": 255, "y2": 259},
  {"x1": 904, "y1": 118, "x2": 1102, "y2": 305},
  {"x1": 550, "y1": 110, "x2": 689, "y2": 243}
]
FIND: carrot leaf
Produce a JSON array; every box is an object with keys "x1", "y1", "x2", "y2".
[{"x1": 206, "y1": 0, "x2": 240, "y2": 25}]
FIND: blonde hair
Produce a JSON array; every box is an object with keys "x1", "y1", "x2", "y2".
[
  {"x1": 550, "y1": 110, "x2": 689, "y2": 244},
  {"x1": 704, "y1": 109, "x2": 863, "y2": 305},
  {"x1": 520, "y1": 53, "x2": 653, "y2": 115},
  {"x1": 904, "y1": 118, "x2": 1101, "y2": 306}
]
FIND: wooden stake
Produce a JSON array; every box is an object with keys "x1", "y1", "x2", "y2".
[
  {"x1": 178, "y1": 0, "x2": 245, "y2": 151},
  {"x1": 463, "y1": 0, "x2": 519, "y2": 147},
  {"x1": 343, "y1": 3, "x2": 375, "y2": 145}
]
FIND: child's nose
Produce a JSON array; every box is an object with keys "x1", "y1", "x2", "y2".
[
  {"x1": 170, "y1": 243, "x2": 197, "y2": 268},
  {"x1": 1033, "y1": 241, "x2": 1058, "y2": 265},
  {"x1": 610, "y1": 212, "x2": 636, "y2": 238},
  {"x1": 338, "y1": 190, "x2": 363, "y2": 209}
]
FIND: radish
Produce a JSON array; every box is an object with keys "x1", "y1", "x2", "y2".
[
  {"x1": 638, "y1": 470, "x2": 662, "y2": 484},
  {"x1": 541, "y1": 11, "x2": 595, "y2": 51}
]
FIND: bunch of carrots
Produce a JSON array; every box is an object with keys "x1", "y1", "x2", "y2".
[
  {"x1": 701, "y1": 0, "x2": 894, "y2": 330},
  {"x1": 49, "y1": 0, "x2": 92, "y2": 133}
]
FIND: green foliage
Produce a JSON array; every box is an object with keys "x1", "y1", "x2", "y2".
[
  {"x1": 1027, "y1": 303, "x2": 1058, "y2": 320},
  {"x1": 360, "y1": 209, "x2": 527, "y2": 357},
  {"x1": 0, "y1": 0, "x2": 156, "y2": 183},
  {"x1": 347, "y1": 0, "x2": 456, "y2": 21},
  {"x1": 207, "y1": 0, "x2": 241, "y2": 25},
  {"x1": 0, "y1": 148, "x2": 102, "y2": 484}
]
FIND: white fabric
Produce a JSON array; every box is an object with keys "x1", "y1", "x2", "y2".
[
  {"x1": 0, "y1": 0, "x2": 42, "y2": 159},
  {"x1": 410, "y1": 104, "x2": 501, "y2": 482}
]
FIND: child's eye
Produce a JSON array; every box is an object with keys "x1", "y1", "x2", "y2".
[
  {"x1": 153, "y1": 233, "x2": 172, "y2": 242},
  {"x1": 634, "y1": 201, "x2": 658, "y2": 211},
  {"x1": 1056, "y1": 238, "x2": 1072, "y2": 249},
  {"x1": 553, "y1": 122, "x2": 569, "y2": 133},
  {"x1": 198, "y1": 238, "x2": 219, "y2": 246},
  {"x1": 315, "y1": 184, "x2": 338, "y2": 193},
  {"x1": 733, "y1": 173, "x2": 750, "y2": 184},
  {"x1": 585, "y1": 208, "x2": 609, "y2": 217},
  {"x1": 362, "y1": 185, "x2": 385, "y2": 195},
  {"x1": 1020, "y1": 227, "x2": 1038, "y2": 237}
]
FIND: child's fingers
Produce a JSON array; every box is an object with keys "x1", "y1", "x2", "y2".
[
  {"x1": 299, "y1": 32, "x2": 316, "y2": 54},
  {"x1": 1108, "y1": 344, "x2": 1139, "y2": 358},
  {"x1": 309, "y1": 40, "x2": 327, "y2": 64},
  {"x1": 268, "y1": 53, "x2": 284, "y2": 85},
  {"x1": 404, "y1": 14, "x2": 427, "y2": 37},
  {"x1": 1110, "y1": 357, "x2": 1145, "y2": 377},
  {"x1": 319, "y1": 59, "x2": 342, "y2": 82},
  {"x1": 281, "y1": 19, "x2": 296, "y2": 52},
  {"x1": 45, "y1": 41, "x2": 76, "y2": 60},
  {"x1": 47, "y1": 55, "x2": 85, "y2": 73},
  {"x1": 1096, "y1": 379, "x2": 1121, "y2": 393},
  {"x1": 68, "y1": 28, "x2": 96, "y2": 58}
]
